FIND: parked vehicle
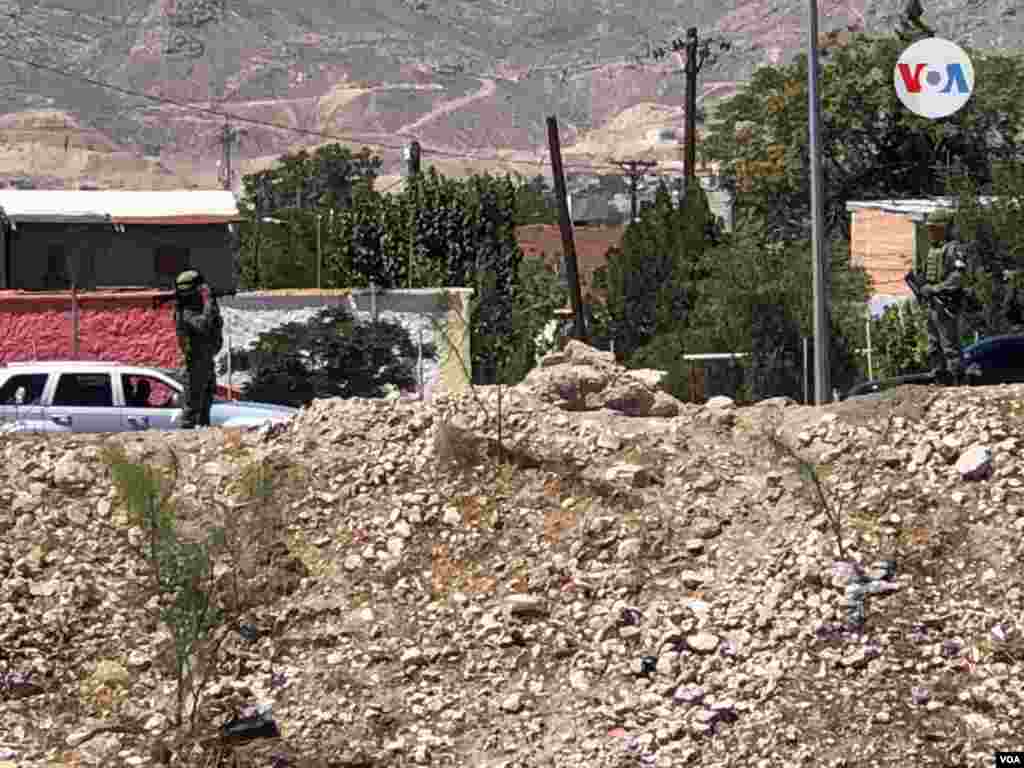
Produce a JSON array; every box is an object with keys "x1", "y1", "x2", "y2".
[
  {"x1": 0, "y1": 361, "x2": 297, "y2": 433},
  {"x1": 844, "y1": 334, "x2": 1024, "y2": 399}
]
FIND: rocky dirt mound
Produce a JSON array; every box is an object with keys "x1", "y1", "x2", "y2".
[
  {"x1": 517, "y1": 340, "x2": 685, "y2": 418},
  {"x1": 3, "y1": 375, "x2": 1024, "y2": 767}
]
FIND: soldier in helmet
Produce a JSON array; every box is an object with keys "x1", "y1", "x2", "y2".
[
  {"x1": 174, "y1": 269, "x2": 224, "y2": 428},
  {"x1": 917, "y1": 209, "x2": 966, "y2": 386},
  {"x1": 897, "y1": 0, "x2": 935, "y2": 42}
]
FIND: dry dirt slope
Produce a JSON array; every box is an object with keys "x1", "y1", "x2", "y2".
[{"x1": 2, "y1": 347, "x2": 1024, "y2": 767}]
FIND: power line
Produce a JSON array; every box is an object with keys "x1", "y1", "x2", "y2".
[
  {"x1": 610, "y1": 159, "x2": 658, "y2": 222},
  {"x1": 0, "y1": 46, "x2": 629, "y2": 174},
  {"x1": 4, "y1": 10, "x2": 95, "y2": 45}
]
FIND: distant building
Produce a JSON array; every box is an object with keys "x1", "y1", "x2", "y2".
[
  {"x1": 0, "y1": 190, "x2": 242, "y2": 292},
  {"x1": 846, "y1": 197, "x2": 963, "y2": 315},
  {"x1": 566, "y1": 170, "x2": 734, "y2": 230},
  {"x1": 515, "y1": 223, "x2": 626, "y2": 304}
]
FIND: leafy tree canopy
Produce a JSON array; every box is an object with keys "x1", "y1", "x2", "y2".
[
  {"x1": 237, "y1": 157, "x2": 568, "y2": 385},
  {"x1": 705, "y1": 34, "x2": 1024, "y2": 241},
  {"x1": 239, "y1": 144, "x2": 383, "y2": 215},
  {"x1": 230, "y1": 305, "x2": 435, "y2": 408},
  {"x1": 594, "y1": 180, "x2": 714, "y2": 361}
]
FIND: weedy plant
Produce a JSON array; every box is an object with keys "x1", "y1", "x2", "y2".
[
  {"x1": 763, "y1": 428, "x2": 847, "y2": 561},
  {"x1": 100, "y1": 443, "x2": 226, "y2": 730}
]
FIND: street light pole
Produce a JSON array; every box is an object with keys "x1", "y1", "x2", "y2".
[{"x1": 807, "y1": 0, "x2": 830, "y2": 404}]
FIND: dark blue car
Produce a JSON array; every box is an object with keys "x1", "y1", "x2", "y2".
[{"x1": 845, "y1": 334, "x2": 1024, "y2": 399}]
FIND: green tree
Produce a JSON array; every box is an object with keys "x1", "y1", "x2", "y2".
[
  {"x1": 511, "y1": 173, "x2": 559, "y2": 225},
  {"x1": 705, "y1": 34, "x2": 1024, "y2": 241},
  {"x1": 949, "y1": 160, "x2": 1024, "y2": 338},
  {"x1": 238, "y1": 153, "x2": 567, "y2": 383},
  {"x1": 230, "y1": 305, "x2": 436, "y2": 407},
  {"x1": 677, "y1": 216, "x2": 869, "y2": 400},
  {"x1": 243, "y1": 144, "x2": 382, "y2": 213},
  {"x1": 480, "y1": 255, "x2": 566, "y2": 385},
  {"x1": 869, "y1": 301, "x2": 929, "y2": 379},
  {"x1": 598, "y1": 180, "x2": 713, "y2": 361}
]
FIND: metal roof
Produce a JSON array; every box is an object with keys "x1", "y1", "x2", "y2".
[
  {"x1": 0, "y1": 190, "x2": 241, "y2": 223},
  {"x1": 845, "y1": 197, "x2": 1006, "y2": 219}
]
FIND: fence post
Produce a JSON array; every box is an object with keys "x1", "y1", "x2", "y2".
[
  {"x1": 226, "y1": 333, "x2": 233, "y2": 401},
  {"x1": 370, "y1": 281, "x2": 378, "y2": 321},
  {"x1": 865, "y1": 310, "x2": 874, "y2": 380},
  {"x1": 417, "y1": 328, "x2": 424, "y2": 401},
  {"x1": 802, "y1": 337, "x2": 810, "y2": 405}
]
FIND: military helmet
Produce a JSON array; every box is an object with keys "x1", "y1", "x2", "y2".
[
  {"x1": 174, "y1": 269, "x2": 203, "y2": 294},
  {"x1": 926, "y1": 209, "x2": 954, "y2": 225}
]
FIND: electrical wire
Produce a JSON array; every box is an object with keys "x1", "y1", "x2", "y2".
[
  {"x1": 0, "y1": 2, "x2": 713, "y2": 181},
  {"x1": 0, "y1": 46, "x2": 647, "y2": 175}
]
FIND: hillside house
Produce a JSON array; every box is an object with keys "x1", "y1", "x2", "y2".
[{"x1": 0, "y1": 190, "x2": 242, "y2": 293}]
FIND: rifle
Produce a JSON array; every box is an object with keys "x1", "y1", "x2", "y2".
[
  {"x1": 904, "y1": 271, "x2": 954, "y2": 318},
  {"x1": 152, "y1": 288, "x2": 237, "y2": 308}
]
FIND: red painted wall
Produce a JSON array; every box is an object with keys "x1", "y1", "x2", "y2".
[{"x1": 0, "y1": 290, "x2": 181, "y2": 368}]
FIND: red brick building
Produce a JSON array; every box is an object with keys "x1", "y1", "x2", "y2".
[{"x1": 515, "y1": 223, "x2": 626, "y2": 304}]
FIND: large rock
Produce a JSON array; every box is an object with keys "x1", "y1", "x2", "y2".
[
  {"x1": 601, "y1": 380, "x2": 656, "y2": 416},
  {"x1": 627, "y1": 368, "x2": 668, "y2": 390},
  {"x1": 956, "y1": 444, "x2": 992, "y2": 480},
  {"x1": 522, "y1": 341, "x2": 683, "y2": 417}
]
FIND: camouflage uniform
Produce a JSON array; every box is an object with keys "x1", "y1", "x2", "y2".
[
  {"x1": 896, "y1": 0, "x2": 935, "y2": 42},
  {"x1": 1003, "y1": 270, "x2": 1024, "y2": 333},
  {"x1": 918, "y1": 210, "x2": 966, "y2": 386},
  {"x1": 174, "y1": 270, "x2": 224, "y2": 429}
]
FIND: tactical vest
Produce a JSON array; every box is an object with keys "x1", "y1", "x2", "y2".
[{"x1": 924, "y1": 244, "x2": 945, "y2": 283}]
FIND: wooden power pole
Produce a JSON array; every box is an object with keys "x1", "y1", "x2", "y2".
[
  {"x1": 611, "y1": 159, "x2": 658, "y2": 222},
  {"x1": 684, "y1": 27, "x2": 698, "y2": 183},
  {"x1": 546, "y1": 116, "x2": 587, "y2": 342}
]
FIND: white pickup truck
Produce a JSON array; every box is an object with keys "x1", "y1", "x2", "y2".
[{"x1": 0, "y1": 361, "x2": 297, "y2": 433}]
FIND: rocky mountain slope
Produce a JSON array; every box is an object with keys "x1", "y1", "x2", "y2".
[
  {"x1": 3, "y1": 342, "x2": 1024, "y2": 767},
  {"x1": 0, "y1": 0, "x2": 1019, "y2": 189}
]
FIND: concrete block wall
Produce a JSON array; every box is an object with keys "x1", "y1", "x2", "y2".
[
  {"x1": 0, "y1": 287, "x2": 474, "y2": 400},
  {"x1": 218, "y1": 287, "x2": 474, "y2": 398}
]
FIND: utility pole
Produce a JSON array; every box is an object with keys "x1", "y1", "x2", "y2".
[
  {"x1": 611, "y1": 159, "x2": 658, "y2": 222},
  {"x1": 216, "y1": 120, "x2": 245, "y2": 191},
  {"x1": 405, "y1": 140, "x2": 421, "y2": 177},
  {"x1": 547, "y1": 116, "x2": 587, "y2": 342},
  {"x1": 684, "y1": 27, "x2": 698, "y2": 183},
  {"x1": 808, "y1": 0, "x2": 831, "y2": 403},
  {"x1": 406, "y1": 140, "x2": 421, "y2": 288},
  {"x1": 651, "y1": 28, "x2": 730, "y2": 188}
]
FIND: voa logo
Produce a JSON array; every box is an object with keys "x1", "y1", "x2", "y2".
[{"x1": 894, "y1": 37, "x2": 974, "y2": 119}]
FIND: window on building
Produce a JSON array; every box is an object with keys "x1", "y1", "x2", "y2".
[
  {"x1": 45, "y1": 244, "x2": 70, "y2": 290},
  {"x1": 155, "y1": 246, "x2": 190, "y2": 285}
]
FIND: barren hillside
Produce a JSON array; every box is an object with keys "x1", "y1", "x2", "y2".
[
  {"x1": 0, "y1": 0, "x2": 1018, "y2": 188},
  {"x1": 2, "y1": 342, "x2": 1023, "y2": 766}
]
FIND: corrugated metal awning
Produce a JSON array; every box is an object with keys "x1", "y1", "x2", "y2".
[
  {"x1": 110, "y1": 215, "x2": 243, "y2": 225},
  {"x1": 0, "y1": 190, "x2": 239, "y2": 222},
  {"x1": 6, "y1": 213, "x2": 111, "y2": 223}
]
